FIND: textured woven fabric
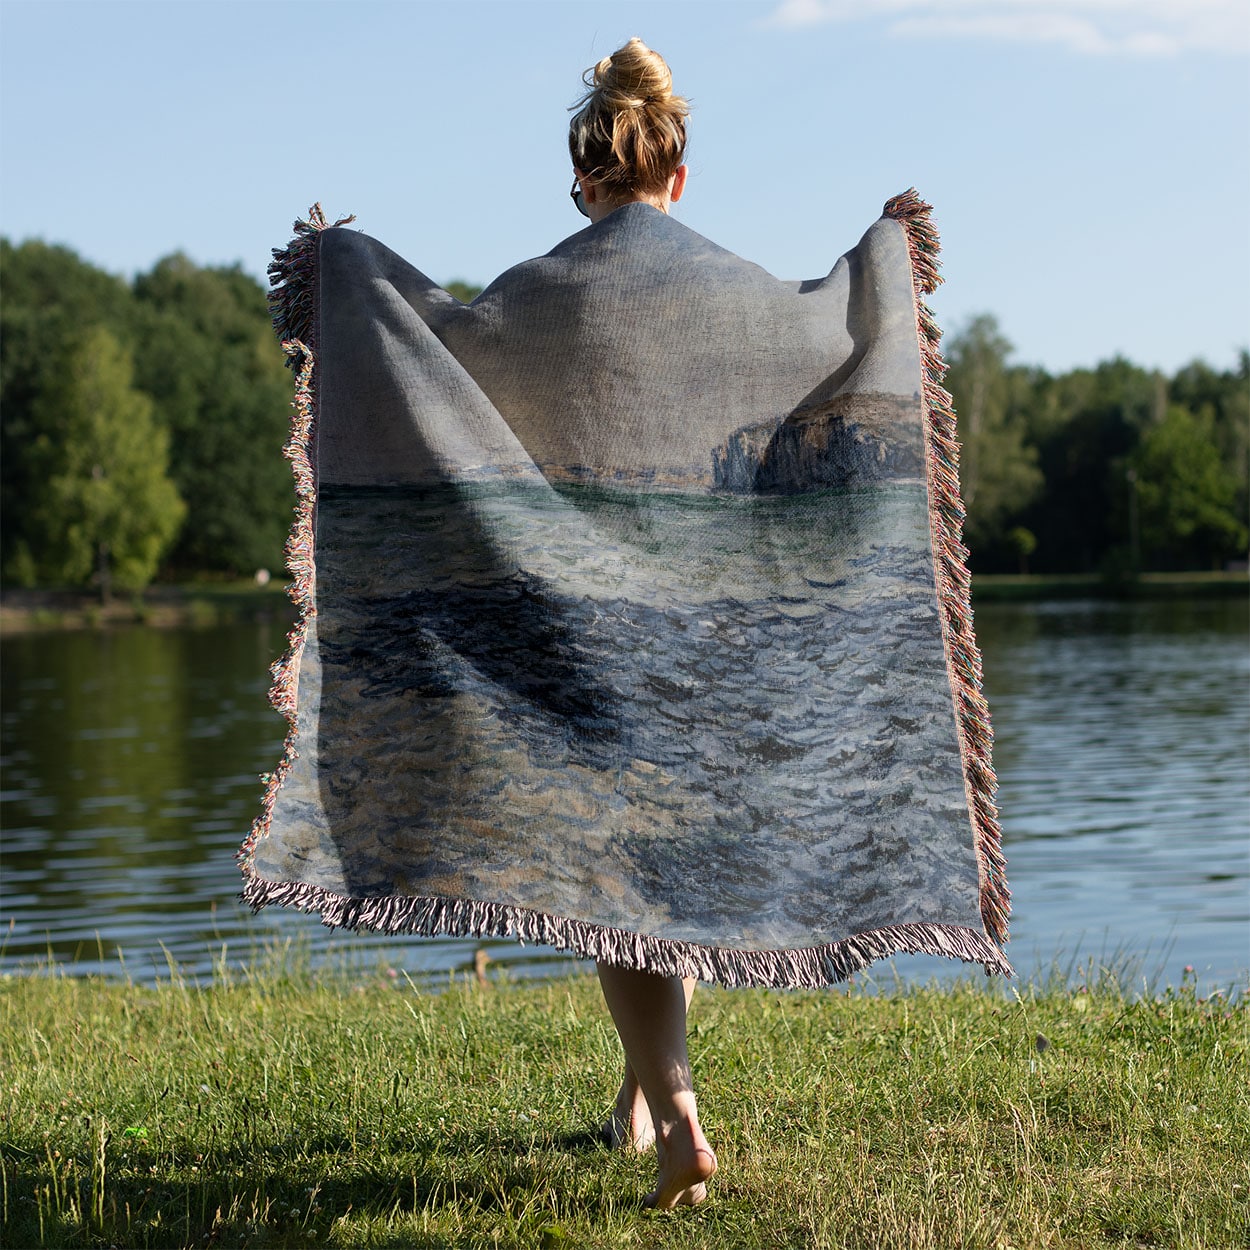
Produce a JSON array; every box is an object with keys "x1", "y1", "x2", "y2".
[{"x1": 239, "y1": 196, "x2": 1011, "y2": 987}]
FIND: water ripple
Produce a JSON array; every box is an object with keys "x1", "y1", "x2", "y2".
[{"x1": 1, "y1": 599, "x2": 1246, "y2": 990}]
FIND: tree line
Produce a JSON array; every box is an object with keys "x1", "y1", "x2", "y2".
[
  {"x1": 2, "y1": 240, "x2": 295, "y2": 596},
  {"x1": 945, "y1": 315, "x2": 1247, "y2": 576},
  {"x1": 1, "y1": 238, "x2": 1246, "y2": 595}
]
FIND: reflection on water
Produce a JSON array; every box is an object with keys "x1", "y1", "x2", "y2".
[
  {"x1": 970, "y1": 596, "x2": 1249, "y2": 991},
  {"x1": 1, "y1": 597, "x2": 1246, "y2": 989}
]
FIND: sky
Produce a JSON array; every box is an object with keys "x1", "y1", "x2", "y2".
[{"x1": 1, "y1": 0, "x2": 1247, "y2": 376}]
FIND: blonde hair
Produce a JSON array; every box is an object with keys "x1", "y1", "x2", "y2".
[{"x1": 568, "y1": 38, "x2": 689, "y2": 201}]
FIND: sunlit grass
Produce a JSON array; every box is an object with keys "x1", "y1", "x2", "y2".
[{"x1": 2, "y1": 956, "x2": 1245, "y2": 1248}]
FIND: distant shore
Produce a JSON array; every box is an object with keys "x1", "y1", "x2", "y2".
[
  {"x1": 969, "y1": 569, "x2": 1248, "y2": 602},
  {"x1": 1, "y1": 569, "x2": 1245, "y2": 634},
  {"x1": 0, "y1": 581, "x2": 295, "y2": 634}
]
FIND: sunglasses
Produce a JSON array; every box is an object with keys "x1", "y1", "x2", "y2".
[{"x1": 570, "y1": 177, "x2": 589, "y2": 218}]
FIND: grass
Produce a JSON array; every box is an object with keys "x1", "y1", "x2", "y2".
[
  {"x1": 0, "y1": 581, "x2": 294, "y2": 634},
  {"x1": 1, "y1": 958, "x2": 1246, "y2": 1249},
  {"x1": 970, "y1": 570, "x2": 1248, "y2": 602}
]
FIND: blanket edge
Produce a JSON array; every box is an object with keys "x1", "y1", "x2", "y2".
[
  {"x1": 240, "y1": 871, "x2": 1013, "y2": 986},
  {"x1": 883, "y1": 189, "x2": 1010, "y2": 946},
  {"x1": 237, "y1": 206, "x2": 350, "y2": 875}
]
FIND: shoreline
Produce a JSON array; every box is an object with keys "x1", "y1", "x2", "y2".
[
  {"x1": 969, "y1": 569, "x2": 1248, "y2": 602},
  {"x1": 0, "y1": 582, "x2": 296, "y2": 634},
  {"x1": 1, "y1": 570, "x2": 1245, "y2": 634}
]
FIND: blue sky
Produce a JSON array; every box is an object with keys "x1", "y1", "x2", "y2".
[{"x1": 2, "y1": 0, "x2": 1246, "y2": 375}]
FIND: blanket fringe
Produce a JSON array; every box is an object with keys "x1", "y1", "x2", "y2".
[
  {"x1": 884, "y1": 189, "x2": 1011, "y2": 946},
  {"x1": 238, "y1": 204, "x2": 349, "y2": 868},
  {"x1": 240, "y1": 873, "x2": 1013, "y2": 988},
  {"x1": 266, "y1": 203, "x2": 355, "y2": 363}
]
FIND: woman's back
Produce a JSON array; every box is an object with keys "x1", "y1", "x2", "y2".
[{"x1": 414, "y1": 203, "x2": 923, "y2": 489}]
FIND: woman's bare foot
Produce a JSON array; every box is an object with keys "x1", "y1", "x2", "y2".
[
  {"x1": 644, "y1": 1116, "x2": 717, "y2": 1209},
  {"x1": 594, "y1": 966, "x2": 712, "y2": 1207},
  {"x1": 602, "y1": 1069, "x2": 655, "y2": 1151}
]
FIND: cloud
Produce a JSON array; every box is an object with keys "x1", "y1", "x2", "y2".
[{"x1": 765, "y1": 0, "x2": 1250, "y2": 57}]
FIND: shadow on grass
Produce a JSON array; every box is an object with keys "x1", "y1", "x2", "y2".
[{"x1": 6, "y1": 1125, "x2": 635, "y2": 1249}]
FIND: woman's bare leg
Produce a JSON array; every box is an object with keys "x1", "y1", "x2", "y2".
[
  {"x1": 596, "y1": 964, "x2": 716, "y2": 1208},
  {"x1": 602, "y1": 978, "x2": 696, "y2": 1152}
]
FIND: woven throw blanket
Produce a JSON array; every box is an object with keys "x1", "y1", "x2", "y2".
[{"x1": 239, "y1": 191, "x2": 1011, "y2": 987}]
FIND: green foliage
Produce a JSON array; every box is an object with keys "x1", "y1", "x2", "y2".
[
  {"x1": 132, "y1": 255, "x2": 294, "y2": 575},
  {"x1": 944, "y1": 315, "x2": 1043, "y2": 553},
  {"x1": 0, "y1": 238, "x2": 134, "y2": 335},
  {"x1": 1133, "y1": 404, "x2": 1248, "y2": 568},
  {"x1": 1006, "y1": 525, "x2": 1037, "y2": 574},
  {"x1": 1032, "y1": 357, "x2": 1164, "y2": 573},
  {"x1": 444, "y1": 278, "x2": 484, "y2": 304},
  {"x1": 15, "y1": 328, "x2": 184, "y2": 595},
  {"x1": 1, "y1": 240, "x2": 294, "y2": 583},
  {"x1": 1, "y1": 968, "x2": 1245, "y2": 1248},
  {"x1": 0, "y1": 240, "x2": 140, "y2": 583},
  {"x1": 943, "y1": 317, "x2": 1249, "y2": 574},
  {"x1": 1169, "y1": 350, "x2": 1250, "y2": 540}
]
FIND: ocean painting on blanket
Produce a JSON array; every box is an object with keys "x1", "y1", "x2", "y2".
[{"x1": 251, "y1": 458, "x2": 981, "y2": 952}]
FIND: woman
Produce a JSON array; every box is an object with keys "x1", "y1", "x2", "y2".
[
  {"x1": 565, "y1": 38, "x2": 717, "y2": 1210},
  {"x1": 247, "y1": 34, "x2": 1009, "y2": 1221}
]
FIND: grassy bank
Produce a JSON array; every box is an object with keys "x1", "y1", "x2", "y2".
[
  {"x1": 2, "y1": 571, "x2": 1244, "y2": 634},
  {"x1": 2, "y1": 964, "x2": 1245, "y2": 1249},
  {"x1": 0, "y1": 583, "x2": 296, "y2": 634},
  {"x1": 970, "y1": 570, "x2": 1249, "y2": 602}
]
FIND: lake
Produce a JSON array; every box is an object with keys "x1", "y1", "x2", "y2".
[{"x1": 2, "y1": 596, "x2": 1246, "y2": 993}]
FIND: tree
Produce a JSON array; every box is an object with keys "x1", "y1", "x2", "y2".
[
  {"x1": 1169, "y1": 353, "x2": 1250, "y2": 539},
  {"x1": 23, "y1": 328, "x2": 185, "y2": 597},
  {"x1": 1, "y1": 239, "x2": 139, "y2": 581},
  {"x1": 1020, "y1": 357, "x2": 1161, "y2": 573},
  {"x1": 132, "y1": 256, "x2": 293, "y2": 575},
  {"x1": 444, "y1": 279, "x2": 483, "y2": 304},
  {"x1": 943, "y1": 315, "x2": 1043, "y2": 562},
  {"x1": 1132, "y1": 404, "x2": 1247, "y2": 570},
  {"x1": 1007, "y1": 526, "x2": 1037, "y2": 575}
]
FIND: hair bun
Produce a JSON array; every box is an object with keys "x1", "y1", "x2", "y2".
[
  {"x1": 595, "y1": 36, "x2": 673, "y2": 109},
  {"x1": 569, "y1": 38, "x2": 689, "y2": 199}
]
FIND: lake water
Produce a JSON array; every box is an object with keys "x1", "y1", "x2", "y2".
[{"x1": 2, "y1": 596, "x2": 1247, "y2": 993}]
